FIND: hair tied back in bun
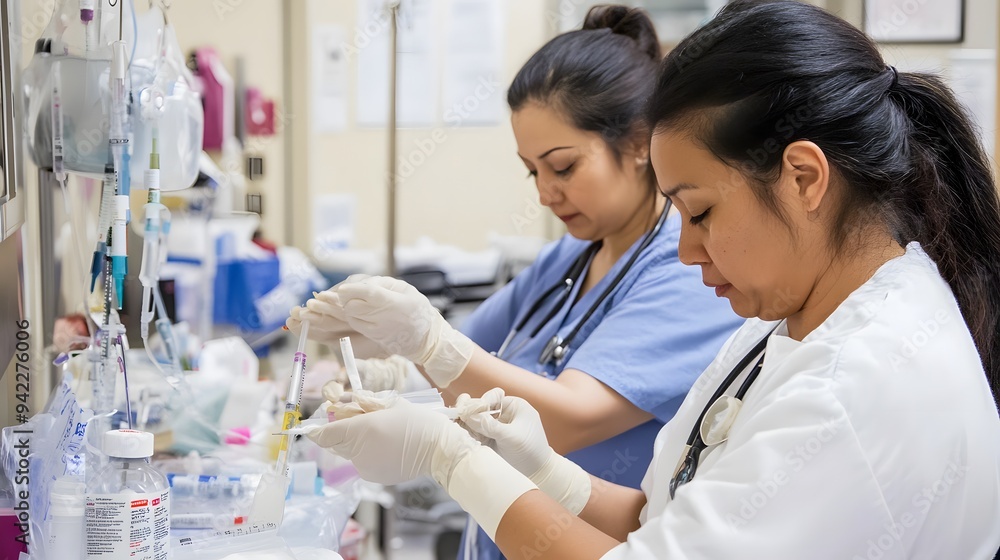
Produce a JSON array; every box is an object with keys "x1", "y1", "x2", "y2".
[{"x1": 583, "y1": 5, "x2": 662, "y2": 61}]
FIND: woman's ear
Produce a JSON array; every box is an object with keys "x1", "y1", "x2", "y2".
[
  {"x1": 619, "y1": 124, "x2": 652, "y2": 166},
  {"x1": 780, "y1": 140, "x2": 830, "y2": 214}
]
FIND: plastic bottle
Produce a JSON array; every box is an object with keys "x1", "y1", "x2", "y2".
[
  {"x1": 47, "y1": 477, "x2": 86, "y2": 559},
  {"x1": 85, "y1": 430, "x2": 170, "y2": 559}
]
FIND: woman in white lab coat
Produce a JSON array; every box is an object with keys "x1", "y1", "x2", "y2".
[{"x1": 302, "y1": 1, "x2": 1000, "y2": 557}]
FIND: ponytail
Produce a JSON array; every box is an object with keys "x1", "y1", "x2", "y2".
[
  {"x1": 890, "y1": 72, "x2": 1000, "y2": 402},
  {"x1": 645, "y1": 0, "x2": 1000, "y2": 405}
]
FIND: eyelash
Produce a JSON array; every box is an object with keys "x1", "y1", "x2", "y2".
[
  {"x1": 689, "y1": 208, "x2": 710, "y2": 225},
  {"x1": 555, "y1": 163, "x2": 575, "y2": 177},
  {"x1": 525, "y1": 163, "x2": 575, "y2": 179}
]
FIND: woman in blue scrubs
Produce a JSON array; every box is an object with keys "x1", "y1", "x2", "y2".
[{"x1": 289, "y1": 6, "x2": 742, "y2": 559}]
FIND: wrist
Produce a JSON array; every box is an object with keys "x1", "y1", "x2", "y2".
[
  {"x1": 419, "y1": 318, "x2": 475, "y2": 388},
  {"x1": 445, "y1": 445, "x2": 538, "y2": 539},
  {"x1": 529, "y1": 448, "x2": 592, "y2": 515}
]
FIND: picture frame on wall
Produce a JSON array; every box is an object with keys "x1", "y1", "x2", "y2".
[{"x1": 863, "y1": 0, "x2": 965, "y2": 44}]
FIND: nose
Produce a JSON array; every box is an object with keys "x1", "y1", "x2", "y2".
[
  {"x1": 677, "y1": 220, "x2": 711, "y2": 267},
  {"x1": 535, "y1": 173, "x2": 562, "y2": 207}
]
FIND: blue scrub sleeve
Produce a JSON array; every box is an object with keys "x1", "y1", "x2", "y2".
[{"x1": 565, "y1": 252, "x2": 743, "y2": 422}]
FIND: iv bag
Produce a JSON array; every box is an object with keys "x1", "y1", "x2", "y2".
[
  {"x1": 128, "y1": 6, "x2": 203, "y2": 191},
  {"x1": 22, "y1": 1, "x2": 203, "y2": 190}
]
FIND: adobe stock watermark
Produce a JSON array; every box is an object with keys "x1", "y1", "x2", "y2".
[
  {"x1": 18, "y1": 0, "x2": 57, "y2": 47},
  {"x1": 726, "y1": 415, "x2": 843, "y2": 529},
  {"x1": 213, "y1": 0, "x2": 248, "y2": 20},
  {"x1": 341, "y1": 5, "x2": 394, "y2": 62},
  {"x1": 544, "y1": 0, "x2": 590, "y2": 33},
  {"x1": 866, "y1": 0, "x2": 934, "y2": 39},
  {"x1": 852, "y1": 460, "x2": 967, "y2": 560},
  {"x1": 390, "y1": 74, "x2": 503, "y2": 186},
  {"x1": 887, "y1": 309, "x2": 952, "y2": 372},
  {"x1": 517, "y1": 510, "x2": 575, "y2": 560}
]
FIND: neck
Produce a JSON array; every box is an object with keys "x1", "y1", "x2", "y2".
[
  {"x1": 601, "y1": 194, "x2": 665, "y2": 262},
  {"x1": 785, "y1": 232, "x2": 905, "y2": 341}
]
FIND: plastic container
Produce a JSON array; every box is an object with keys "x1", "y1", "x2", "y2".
[
  {"x1": 85, "y1": 430, "x2": 170, "y2": 559},
  {"x1": 47, "y1": 477, "x2": 86, "y2": 560}
]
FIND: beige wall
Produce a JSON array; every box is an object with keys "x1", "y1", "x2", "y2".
[
  {"x1": 289, "y1": 0, "x2": 558, "y2": 255},
  {"x1": 167, "y1": 1, "x2": 287, "y2": 243},
  {"x1": 825, "y1": 0, "x2": 997, "y2": 60}
]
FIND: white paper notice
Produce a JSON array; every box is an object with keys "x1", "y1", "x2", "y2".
[
  {"x1": 949, "y1": 50, "x2": 997, "y2": 158},
  {"x1": 312, "y1": 24, "x2": 349, "y2": 134},
  {"x1": 865, "y1": 0, "x2": 963, "y2": 42},
  {"x1": 442, "y1": 0, "x2": 504, "y2": 126},
  {"x1": 357, "y1": 0, "x2": 438, "y2": 127}
]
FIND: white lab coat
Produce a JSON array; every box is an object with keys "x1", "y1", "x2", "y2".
[{"x1": 601, "y1": 243, "x2": 1000, "y2": 559}]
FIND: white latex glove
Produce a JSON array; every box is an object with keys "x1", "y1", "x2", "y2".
[
  {"x1": 307, "y1": 276, "x2": 474, "y2": 388},
  {"x1": 306, "y1": 397, "x2": 536, "y2": 538},
  {"x1": 464, "y1": 389, "x2": 593, "y2": 515},
  {"x1": 324, "y1": 355, "x2": 414, "y2": 395},
  {"x1": 286, "y1": 304, "x2": 351, "y2": 347}
]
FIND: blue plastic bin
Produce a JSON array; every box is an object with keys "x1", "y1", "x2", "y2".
[{"x1": 213, "y1": 257, "x2": 282, "y2": 332}]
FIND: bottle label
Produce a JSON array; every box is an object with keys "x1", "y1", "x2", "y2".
[
  {"x1": 152, "y1": 490, "x2": 170, "y2": 560},
  {"x1": 85, "y1": 490, "x2": 170, "y2": 559}
]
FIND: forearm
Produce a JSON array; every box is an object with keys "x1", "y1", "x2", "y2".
[
  {"x1": 495, "y1": 490, "x2": 622, "y2": 560},
  {"x1": 577, "y1": 476, "x2": 645, "y2": 541}
]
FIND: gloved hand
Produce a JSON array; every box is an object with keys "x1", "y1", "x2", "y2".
[
  {"x1": 463, "y1": 389, "x2": 593, "y2": 515},
  {"x1": 306, "y1": 276, "x2": 475, "y2": 388},
  {"x1": 306, "y1": 397, "x2": 537, "y2": 538},
  {"x1": 286, "y1": 304, "x2": 353, "y2": 347},
  {"x1": 326, "y1": 355, "x2": 414, "y2": 395}
]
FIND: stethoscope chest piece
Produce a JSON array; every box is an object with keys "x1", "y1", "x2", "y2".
[
  {"x1": 538, "y1": 335, "x2": 567, "y2": 366},
  {"x1": 699, "y1": 395, "x2": 742, "y2": 446}
]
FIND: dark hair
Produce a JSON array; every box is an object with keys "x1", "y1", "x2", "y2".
[
  {"x1": 508, "y1": 5, "x2": 661, "y2": 163},
  {"x1": 647, "y1": 0, "x2": 1000, "y2": 403}
]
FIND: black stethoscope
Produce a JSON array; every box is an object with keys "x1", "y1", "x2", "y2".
[
  {"x1": 668, "y1": 326, "x2": 779, "y2": 498},
  {"x1": 494, "y1": 199, "x2": 672, "y2": 366}
]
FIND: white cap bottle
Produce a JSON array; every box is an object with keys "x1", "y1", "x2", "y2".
[{"x1": 85, "y1": 430, "x2": 170, "y2": 559}]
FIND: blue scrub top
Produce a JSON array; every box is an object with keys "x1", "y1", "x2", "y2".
[{"x1": 459, "y1": 214, "x2": 744, "y2": 560}]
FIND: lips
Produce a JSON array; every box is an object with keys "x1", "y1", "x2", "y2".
[
  {"x1": 704, "y1": 281, "x2": 732, "y2": 298},
  {"x1": 558, "y1": 213, "x2": 580, "y2": 223}
]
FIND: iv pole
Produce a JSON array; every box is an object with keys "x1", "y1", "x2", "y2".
[{"x1": 386, "y1": 1, "x2": 400, "y2": 276}]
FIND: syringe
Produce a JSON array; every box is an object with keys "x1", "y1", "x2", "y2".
[
  {"x1": 139, "y1": 130, "x2": 164, "y2": 340},
  {"x1": 275, "y1": 321, "x2": 309, "y2": 477},
  {"x1": 90, "y1": 163, "x2": 116, "y2": 292},
  {"x1": 108, "y1": 40, "x2": 129, "y2": 290}
]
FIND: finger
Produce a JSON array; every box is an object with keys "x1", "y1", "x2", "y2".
[
  {"x1": 322, "y1": 380, "x2": 345, "y2": 404},
  {"x1": 315, "y1": 290, "x2": 343, "y2": 305},
  {"x1": 341, "y1": 273, "x2": 372, "y2": 286},
  {"x1": 353, "y1": 389, "x2": 399, "y2": 412},
  {"x1": 306, "y1": 298, "x2": 351, "y2": 320},
  {"x1": 454, "y1": 393, "x2": 473, "y2": 410},
  {"x1": 353, "y1": 358, "x2": 378, "y2": 376},
  {"x1": 463, "y1": 410, "x2": 505, "y2": 439},
  {"x1": 338, "y1": 283, "x2": 388, "y2": 306},
  {"x1": 480, "y1": 388, "x2": 506, "y2": 410},
  {"x1": 285, "y1": 313, "x2": 302, "y2": 335},
  {"x1": 305, "y1": 420, "x2": 354, "y2": 451},
  {"x1": 497, "y1": 397, "x2": 528, "y2": 424}
]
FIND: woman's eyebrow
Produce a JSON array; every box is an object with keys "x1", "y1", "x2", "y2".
[{"x1": 664, "y1": 182, "x2": 699, "y2": 197}]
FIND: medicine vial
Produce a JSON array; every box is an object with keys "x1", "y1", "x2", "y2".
[
  {"x1": 47, "y1": 477, "x2": 86, "y2": 559},
  {"x1": 85, "y1": 430, "x2": 169, "y2": 559}
]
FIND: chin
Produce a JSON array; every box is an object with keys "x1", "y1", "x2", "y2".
[{"x1": 565, "y1": 225, "x2": 598, "y2": 242}]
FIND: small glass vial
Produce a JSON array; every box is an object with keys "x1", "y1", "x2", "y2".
[{"x1": 85, "y1": 430, "x2": 170, "y2": 560}]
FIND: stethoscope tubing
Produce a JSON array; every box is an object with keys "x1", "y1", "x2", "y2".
[{"x1": 496, "y1": 199, "x2": 672, "y2": 364}]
